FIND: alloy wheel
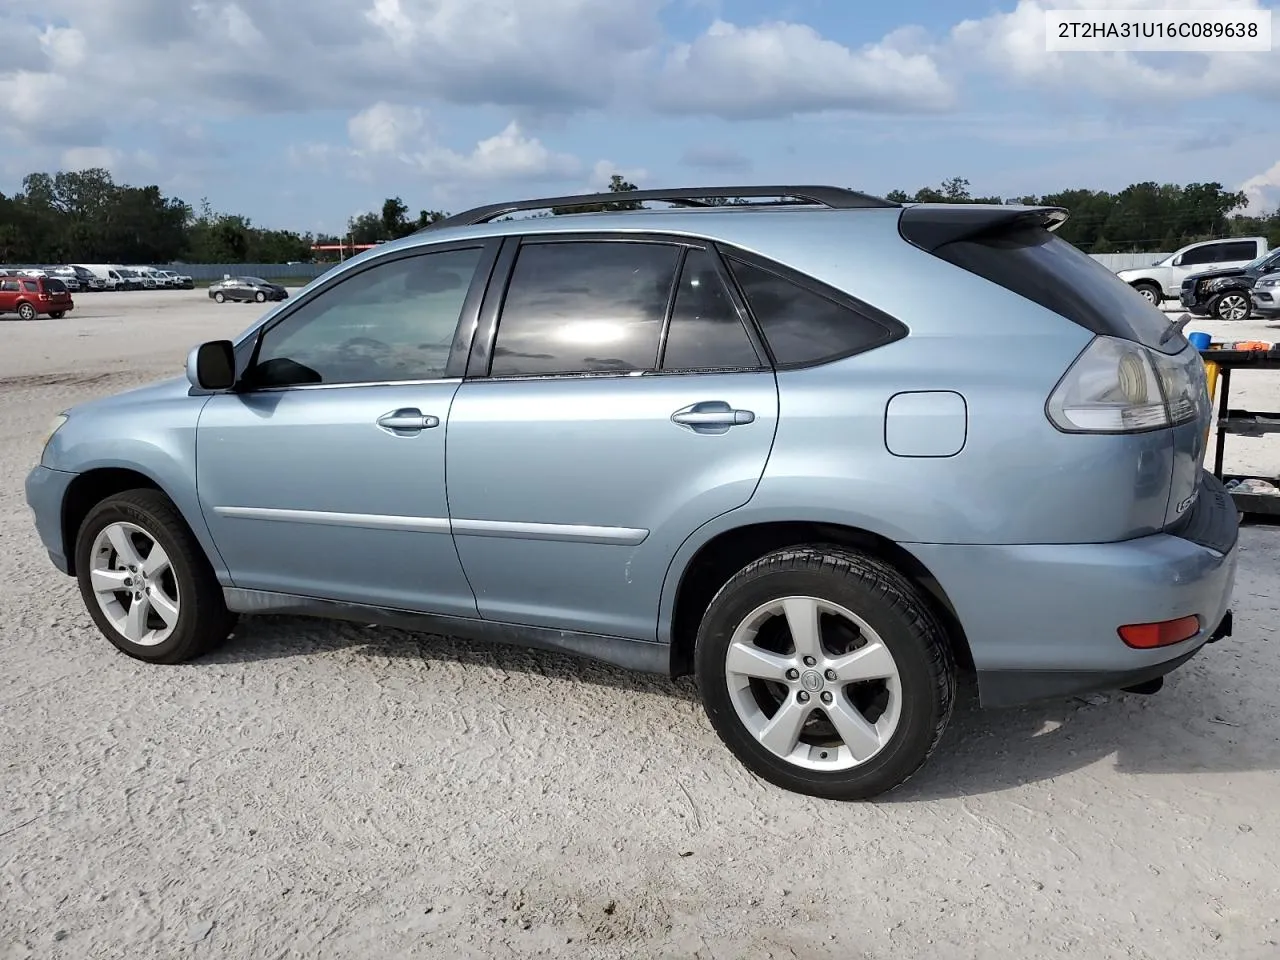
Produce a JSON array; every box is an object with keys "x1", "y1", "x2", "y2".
[
  {"x1": 88, "y1": 521, "x2": 181, "y2": 646},
  {"x1": 724, "y1": 596, "x2": 902, "y2": 771},
  {"x1": 1217, "y1": 293, "x2": 1250, "y2": 321}
]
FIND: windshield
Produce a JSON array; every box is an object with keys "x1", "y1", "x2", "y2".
[{"x1": 1247, "y1": 249, "x2": 1280, "y2": 271}]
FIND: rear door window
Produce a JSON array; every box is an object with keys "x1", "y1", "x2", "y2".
[
  {"x1": 1218, "y1": 240, "x2": 1260, "y2": 262},
  {"x1": 489, "y1": 240, "x2": 680, "y2": 378},
  {"x1": 660, "y1": 248, "x2": 762, "y2": 371}
]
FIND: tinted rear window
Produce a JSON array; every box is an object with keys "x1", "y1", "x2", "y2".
[
  {"x1": 44, "y1": 278, "x2": 68, "y2": 293},
  {"x1": 933, "y1": 227, "x2": 1182, "y2": 354}
]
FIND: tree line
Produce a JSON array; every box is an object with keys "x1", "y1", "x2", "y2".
[{"x1": 1, "y1": 168, "x2": 1276, "y2": 266}]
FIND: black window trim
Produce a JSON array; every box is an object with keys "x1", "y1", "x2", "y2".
[
  {"x1": 228, "y1": 237, "x2": 502, "y2": 393},
  {"x1": 713, "y1": 242, "x2": 909, "y2": 370},
  {"x1": 465, "y1": 231, "x2": 770, "y2": 382}
]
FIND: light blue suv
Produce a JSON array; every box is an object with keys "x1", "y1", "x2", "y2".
[{"x1": 25, "y1": 186, "x2": 1238, "y2": 800}]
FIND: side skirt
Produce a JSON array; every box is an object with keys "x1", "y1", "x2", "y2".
[{"x1": 223, "y1": 588, "x2": 673, "y2": 675}]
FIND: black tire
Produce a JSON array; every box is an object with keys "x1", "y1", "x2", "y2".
[
  {"x1": 695, "y1": 546, "x2": 956, "y2": 801},
  {"x1": 1213, "y1": 290, "x2": 1252, "y2": 322},
  {"x1": 49, "y1": 311, "x2": 65, "y2": 319},
  {"x1": 255, "y1": 291, "x2": 266, "y2": 303},
  {"x1": 213, "y1": 291, "x2": 225, "y2": 303},
  {"x1": 18, "y1": 302, "x2": 37, "y2": 321},
  {"x1": 74, "y1": 489, "x2": 237, "y2": 664},
  {"x1": 1132, "y1": 282, "x2": 1162, "y2": 306}
]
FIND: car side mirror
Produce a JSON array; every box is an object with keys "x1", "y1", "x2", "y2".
[{"x1": 186, "y1": 340, "x2": 236, "y2": 390}]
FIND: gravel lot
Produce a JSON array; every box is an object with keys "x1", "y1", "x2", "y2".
[{"x1": 2, "y1": 290, "x2": 1279, "y2": 959}]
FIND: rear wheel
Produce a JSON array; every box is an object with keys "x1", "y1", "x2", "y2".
[
  {"x1": 75, "y1": 489, "x2": 237, "y2": 664},
  {"x1": 17, "y1": 302, "x2": 36, "y2": 321},
  {"x1": 1213, "y1": 291, "x2": 1251, "y2": 321},
  {"x1": 695, "y1": 546, "x2": 956, "y2": 801},
  {"x1": 49, "y1": 311, "x2": 65, "y2": 319},
  {"x1": 255, "y1": 291, "x2": 266, "y2": 303},
  {"x1": 1132, "y1": 282, "x2": 1162, "y2": 306}
]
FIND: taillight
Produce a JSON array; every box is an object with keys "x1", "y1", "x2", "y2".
[{"x1": 1046, "y1": 336, "x2": 1205, "y2": 434}]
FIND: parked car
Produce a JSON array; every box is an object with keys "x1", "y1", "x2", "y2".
[
  {"x1": 25, "y1": 185, "x2": 1236, "y2": 801},
  {"x1": 1252, "y1": 272, "x2": 1280, "y2": 320},
  {"x1": 47, "y1": 267, "x2": 81, "y2": 293},
  {"x1": 1117, "y1": 236, "x2": 1268, "y2": 306},
  {"x1": 76, "y1": 265, "x2": 122, "y2": 290},
  {"x1": 1, "y1": 273, "x2": 74, "y2": 319},
  {"x1": 157, "y1": 269, "x2": 194, "y2": 289},
  {"x1": 65, "y1": 265, "x2": 106, "y2": 291},
  {"x1": 112, "y1": 268, "x2": 143, "y2": 291},
  {"x1": 1179, "y1": 247, "x2": 1280, "y2": 321},
  {"x1": 208, "y1": 277, "x2": 289, "y2": 303}
]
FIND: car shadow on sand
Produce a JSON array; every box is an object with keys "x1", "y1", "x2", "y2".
[{"x1": 207, "y1": 615, "x2": 1278, "y2": 799}]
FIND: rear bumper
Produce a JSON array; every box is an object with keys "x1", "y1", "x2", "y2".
[
  {"x1": 25, "y1": 465, "x2": 77, "y2": 574},
  {"x1": 909, "y1": 492, "x2": 1238, "y2": 708}
]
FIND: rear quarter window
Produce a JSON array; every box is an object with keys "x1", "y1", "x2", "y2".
[{"x1": 722, "y1": 254, "x2": 903, "y2": 367}]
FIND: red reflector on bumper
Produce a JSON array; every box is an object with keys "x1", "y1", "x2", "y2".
[{"x1": 1118, "y1": 615, "x2": 1200, "y2": 649}]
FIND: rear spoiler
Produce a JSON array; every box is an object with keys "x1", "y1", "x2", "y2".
[{"x1": 898, "y1": 204, "x2": 1070, "y2": 253}]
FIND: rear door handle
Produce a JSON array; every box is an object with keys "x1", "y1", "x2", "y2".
[
  {"x1": 376, "y1": 408, "x2": 440, "y2": 434},
  {"x1": 671, "y1": 401, "x2": 755, "y2": 433}
]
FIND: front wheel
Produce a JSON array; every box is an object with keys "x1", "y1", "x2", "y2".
[
  {"x1": 695, "y1": 546, "x2": 955, "y2": 801},
  {"x1": 1213, "y1": 291, "x2": 1252, "y2": 322},
  {"x1": 1132, "y1": 282, "x2": 1162, "y2": 306},
  {"x1": 75, "y1": 489, "x2": 237, "y2": 664},
  {"x1": 213, "y1": 292, "x2": 225, "y2": 303}
]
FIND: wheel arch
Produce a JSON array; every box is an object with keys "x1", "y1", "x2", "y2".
[
  {"x1": 661, "y1": 519, "x2": 974, "y2": 678},
  {"x1": 60, "y1": 465, "x2": 225, "y2": 581}
]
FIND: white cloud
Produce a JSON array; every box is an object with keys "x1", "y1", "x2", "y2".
[
  {"x1": 348, "y1": 102, "x2": 427, "y2": 155},
  {"x1": 310, "y1": 108, "x2": 585, "y2": 184},
  {"x1": 1241, "y1": 161, "x2": 1280, "y2": 214},
  {"x1": 948, "y1": 0, "x2": 1280, "y2": 102},
  {"x1": 414, "y1": 121, "x2": 581, "y2": 180},
  {"x1": 656, "y1": 19, "x2": 955, "y2": 118}
]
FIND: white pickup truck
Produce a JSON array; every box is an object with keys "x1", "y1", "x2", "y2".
[{"x1": 1116, "y1": 236, "x2": 1270, "y2": 306}]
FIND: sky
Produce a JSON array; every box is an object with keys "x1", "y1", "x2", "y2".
[{"x1": 1, "y1": 0, "x2": 1278, "y2": 236}]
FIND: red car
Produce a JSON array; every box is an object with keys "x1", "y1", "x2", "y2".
[{"x1": 0, "y1": 274, "x2": 74, "y2": 320}]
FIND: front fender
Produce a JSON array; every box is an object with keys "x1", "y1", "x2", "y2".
[{"x1": 43, "y1": 389, "x2": 230, "y2": 584}]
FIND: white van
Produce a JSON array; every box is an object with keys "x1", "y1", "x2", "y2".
[{"x1": 77, "y1": 265, "x2": 124, "y2": 291}]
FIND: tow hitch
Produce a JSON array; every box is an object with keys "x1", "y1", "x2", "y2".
[{"x1": 1208, "y1": 609, "x2": 1232, "y2": 643}]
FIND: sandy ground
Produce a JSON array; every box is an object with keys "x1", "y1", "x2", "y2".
[{"x1": 1, "y1": 290, "x2": 1279, "y2": 960}]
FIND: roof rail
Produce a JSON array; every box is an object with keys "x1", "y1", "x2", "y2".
[{"x1": 418, "y1": 185, "x2": 899, "y2": 232}]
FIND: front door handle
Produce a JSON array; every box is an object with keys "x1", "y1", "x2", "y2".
[
  {"x1": 376, "y1": 408, "x2": 440, "y2": 434},
  {"x1": 671, "y1": 401, "x2": 755, "y2": 434}
]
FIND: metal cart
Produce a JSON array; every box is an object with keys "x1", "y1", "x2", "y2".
[{"x1": 1200, "y1": 346, "x2": 1280, "y2": 517}]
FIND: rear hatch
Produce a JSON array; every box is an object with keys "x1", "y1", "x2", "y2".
[
  {"x1": 42, "y1": 277, "x2": 72, "y2": 299},
  {"x1": 900, "y1": 204, "x2": 1211, "y2": 531}
]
